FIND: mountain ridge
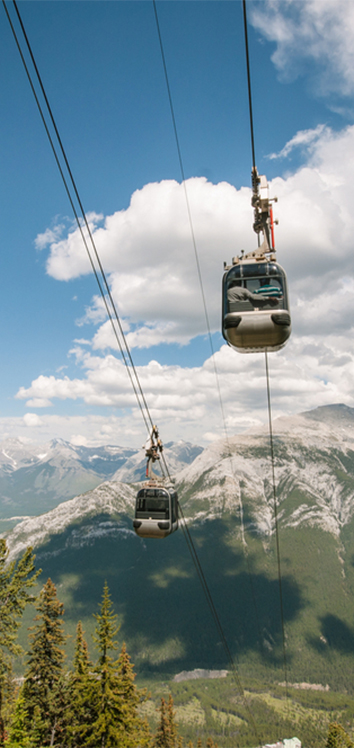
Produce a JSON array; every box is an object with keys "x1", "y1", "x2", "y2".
[
  {"x1": 0, "y1": 437, "x2": 202, "y2": 519},
  {"x1": 5, "y1": 403, "x2": 354, "y2": 558}
]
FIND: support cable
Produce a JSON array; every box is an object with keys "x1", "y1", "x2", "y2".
[
  {"x1": 5, "y1": 0, "x2": 156, "y2": 443},
  {"x1": 153, "y1": 7, "x2": 264, "y2": 739},
  {"x1": 242, "y1": 0, "x2": 290, "y2": 700},
  {"x1": 265, "y1": 351, "x2": 289, "y2": 700},
  {"x1": 242, "y1": 0, "x2": 256, "y2": 171},
  {"x1": 152, "y1": 0, "x2": 230, "y2": 445},
  {"x1": 178, "y1": 501, "x2": 263, "y2": 747}
]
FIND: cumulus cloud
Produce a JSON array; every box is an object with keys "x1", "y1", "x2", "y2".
[
  {"x1": 250, "y1": 0, "x2": 354, "y2": 96},
  {"x1": 24, "y1": 122, "x2": 354, "y2": 446},
  {"x1": 37, "y1": 125, "x2": 354, "y2": 353},
  {"x1": 35, "y1": 223, "x2": 65, "y2": 250},
  {"x1": 0, "y1": 414, "x2": 146, "y2": 448},
  {"x1": 23, "y1": 413, "x2": 44, "y2": 427},
  {"x1": 42, "y1": 179, "x2": 248, "y2": 348},
  {"x1": 13, "y1": 335, "x2": 354, "y2": 447},
  {"x1": 25, "y1": 398, "x2": 53, "y2": 408},
  {"x1": 41, "y1": 213, "x2": 104, "y2": 281}
]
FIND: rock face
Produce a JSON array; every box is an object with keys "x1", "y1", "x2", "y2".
[
  {"x1": 112, "y1": 441, "x2": 203, "y2": 483},
  {"x1": 5, "y1": 481, "x2": 136, "y2": 561},
  {"x1": 178, "y1": 404, "x2": 354, "y2": 538},
  {"x1": 173, "y1": 669, "x2": 228, "y2": 682}
]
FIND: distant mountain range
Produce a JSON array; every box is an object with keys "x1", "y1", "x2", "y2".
[
  {"x1": 5, "y1": 404, "x2": 354, "y2": 693},
  {"x1": 0, "y1": 437, "x2": 203, "y2": 521}
]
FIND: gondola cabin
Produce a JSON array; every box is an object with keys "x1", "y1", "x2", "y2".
[
  {"x1": 222, "y1": 258, "x2": 291, "y2": 353},
  {"x1": 133, "y1": 485, "x2": 178, "y2": 539}
]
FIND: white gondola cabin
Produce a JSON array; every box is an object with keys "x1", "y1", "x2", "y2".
[
  {"x1": 222, "y1": 257, "x2": 291, "y2": 353},
  {"x1": 133, "y1": 485, "x2": 178, "y2": 539}
]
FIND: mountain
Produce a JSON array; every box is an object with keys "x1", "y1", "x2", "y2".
[
  {"x1": 177, "y1": 403, "x2": 354, "y2": 535},
  {"x1": 5, "y1": 404, "x2": 354, "y2": 693},
  {"x1": 0, "y1": 437, "x2": 201, "y2": 521},
  {"x1": 5, "y1": 481, "x2": 136, "y2": 562},
  {"x1": 112, "y1": 440, "x2": 203, "y2": 482}
]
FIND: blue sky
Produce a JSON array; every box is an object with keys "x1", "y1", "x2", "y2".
[{"x1": 1, "y1": 0, "x2": 354, "y2": 448}]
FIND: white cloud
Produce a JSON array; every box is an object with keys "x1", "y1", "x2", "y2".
[
  {"x1": 75, "y1": 295, "x2": 107, "y2": 328},
  {"x1": 35, "y1": 224, "x2": 65, "y2": 250},
  {"x1": 70, "y1": 434, "x2": 89, "y2": 447},
  {"x1": 25, "y1": 398, "x2": 53, "y2": 408},
  {"x1": 23, "y1": 123, "x2": 354, "y2": 446},
  {"x1": 42, "y1": 178, "x2": 249, "y2": 349},
  {"x1": 36, "y1": 125, "x2": 354, "y2": 353},
  {"x1": 23, "y1": 413, "x2": 44, "y2": 427},
  {"x1": 250, "y1": 0, "x2": 354, "y2": 96},
  {"x1": 43, "y1": 213, "x2": 104, "y2": 281},
  {"x1": 0, "y1": 414, "x2": 146, "y2": 449},
  {"x1": 267, "y1": 124, "x2": 327, "y2": 160},
  {"x1": 13, "y1": 335, "x2": 354, "y2": 447}
]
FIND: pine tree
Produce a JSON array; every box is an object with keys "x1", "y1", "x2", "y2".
[
  {"x1": 0, "y1": 540, "x2": 39, "y2": 748},
  {"x1": 116, "y1": 641, "x2": 151, "y2": 748},
  {"x1": 22, "y1": 577, "x2": 66, "y2": 747},
  {"x1": 7, "y1": 690, "x2": 32, "y2": 748},
  {"x1": 155, "y1": 694, "x2": 180, "y2": 748},
  {"x1": 167, "y1": 693, "x2": 178, "y2": 748},
  {"x1": 74, "y1": 620, "x2": 91, "y2": 677},
  {"x1": 155, "y1": 697, "x2": 170, "y2": 748},
  {"x1": 84, "y1": 581, "x2": 125, "y2": 748},
  {"x1": 327, "y1": 723, "x2": 354, "y2": 748},
  {"x1": 64, "y1": 621, "x2": 94, "y2": 747}
]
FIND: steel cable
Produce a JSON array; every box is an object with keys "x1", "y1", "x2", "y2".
[
  {"x1": 242, "y1": 0, "x2": 290, "y2": 703},
  {"x1": 5, "y1": 0, "x2": 156, "y2": 442}
]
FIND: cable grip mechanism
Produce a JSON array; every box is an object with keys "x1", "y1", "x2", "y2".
[
  {"x1": 144, "y1": 425, "x2": 164, "y2": 482},
  {"x1": 246, "y1": 166, "x2": 278, "y2": 262}
]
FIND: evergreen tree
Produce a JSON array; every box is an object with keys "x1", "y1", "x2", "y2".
[
  {"x1": 116, "y1": 641, "x2": 151, "y2": 748},
  {"x1": 155, "y1": 694, "x2": 179, "y2": 748},
  {"x1": 167, "y1": 693, "x2": 178, "y2": 748},
  {"x1": 155, "y1": 697, "x2": 170, "y2": 748},
  {"x1": 7, "y1": 690, "x2": 32, "y2": 748},
  {"x1": 327, "y1": 723, "x2": 354, "y2": 748},
  {"x1": 84, "y1": 581, "x2": 125, "y2": 748},
  {"x1": 22, "y1": 577, "x2": 66, "y2": 747},
  {"x1": 0, "y1": 540, "x2": 39, "y2": 747},
  {"x1": 64, "y1": 621, "x2": 94, "y2": 747},
  {"x1": 74, "y1": 620, "x2": 91, "y2": 677}
]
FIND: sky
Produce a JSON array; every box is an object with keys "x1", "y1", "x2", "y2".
[{"x1": 1, "y1": 0, "x2": 354, "y2": 449}]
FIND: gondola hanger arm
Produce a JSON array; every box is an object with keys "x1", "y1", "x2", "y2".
[
  {"x1": 243, "y1": 167, "x2": 278, "y2": 262},
  {"x1": 144, "y1": 425, "x2": 164, "y2": 482}
]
